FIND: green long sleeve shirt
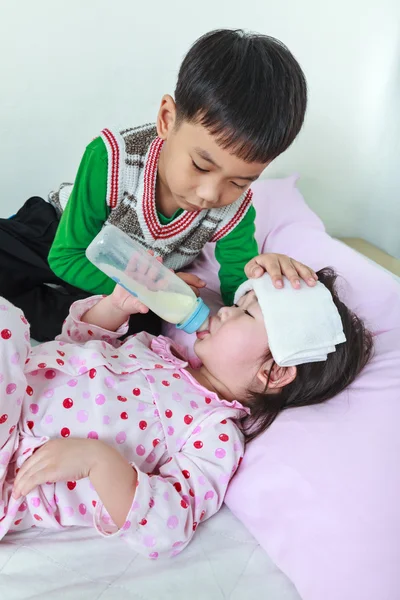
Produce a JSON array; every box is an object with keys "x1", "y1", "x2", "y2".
[{"x1": 48, "y1": 138, "x2": 258, "y2": 306}]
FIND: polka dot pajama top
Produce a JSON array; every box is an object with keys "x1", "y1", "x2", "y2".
[{"x1": 0, "y1": 296, "x2": 246, "y2": 558}]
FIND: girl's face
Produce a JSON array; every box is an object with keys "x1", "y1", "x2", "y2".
[{"x1": 194, "y1": 291, "x2": 269, "y2": 399}]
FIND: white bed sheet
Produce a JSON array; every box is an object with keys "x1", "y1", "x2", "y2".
[{"x1": 0, "y1": 505, "x2": 300, "y2": 600}]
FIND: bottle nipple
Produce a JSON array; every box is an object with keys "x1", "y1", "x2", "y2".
[{"x1": 197, "y1": 316, "x2": 210, "y2": 333}]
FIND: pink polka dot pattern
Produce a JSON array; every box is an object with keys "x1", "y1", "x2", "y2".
[
  {"x1": 136, "y1": 444, "x2": 146, "y2": 456},
  {"x1": 6, "y1": 383, "x2": 16, "y2": 395},
  {"x1": 77, "y1": 410, "x2": 88, "y2": 423},
  {"x1": 143, "y1": 535, "x2": 156, "y2": 547},
  {"x1": 167, "y1": 515, "x2": 179, "y2": 529},
  {"x1": 104, "y1": 376, "x2": 116, "y2": 389},
  {"x1": 95, "y1": 394, "x2": 106, "y2": 405},
  {"x1": 0, "y1": 299, "x2": 246, "y2": 559}
]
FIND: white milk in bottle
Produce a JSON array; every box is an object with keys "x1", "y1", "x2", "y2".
[{"x1": 86, "y1": 225, "x2": 210, "y2": 333}]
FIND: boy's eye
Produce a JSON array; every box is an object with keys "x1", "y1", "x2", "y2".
[
  {"x1": 192, "y1": 160, "x2": 209, "y2": 173},
  {"x1": 231, "y1": 182, "x2": 247, "y2": 190}
]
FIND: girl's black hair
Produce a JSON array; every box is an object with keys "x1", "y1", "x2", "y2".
[
  {"x1": 175, "y1": 29, "x2": 308, "y2": 164},
  {"x1": 242, "y1": 268, "x2": 374, "y2": 442}
]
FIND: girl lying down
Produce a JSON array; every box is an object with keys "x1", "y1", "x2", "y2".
[{"x1": 0, "y1": 257, "x2": 372, "y2": 559}]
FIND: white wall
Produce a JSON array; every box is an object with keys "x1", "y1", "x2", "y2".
[{"x1": 0, "y1": 0, "x2": 399, "y2": 256}]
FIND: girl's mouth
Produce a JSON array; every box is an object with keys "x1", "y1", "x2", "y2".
[{"x1": 196, "y1": 329, "x2": 210, "y2": 340}]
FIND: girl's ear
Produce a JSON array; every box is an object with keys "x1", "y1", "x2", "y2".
[
  {"x1": 156, "y1": 95, "x2": 177, "y2": 139},
  {"x1": 256, "y1": 359, "x2": 297, "y2": 391}
]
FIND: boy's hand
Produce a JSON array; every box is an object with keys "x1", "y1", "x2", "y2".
[
  {"x1": 12, "y1": 438, "x2": 99, "y2": 499},
  {"x1": 176, "y1": 272, "x2": 206, "y2": 297},
  {"x1": 245, "y1": 253, "x2": 318, "y2": 289}
]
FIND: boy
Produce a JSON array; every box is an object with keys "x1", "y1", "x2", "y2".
[{"x1": 0, "y1": 29, "x2": 309, "y2": 341}]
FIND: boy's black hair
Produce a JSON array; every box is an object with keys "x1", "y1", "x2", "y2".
[{"x1": 175, "y1": 29, "x2": 307, "y2": 163}]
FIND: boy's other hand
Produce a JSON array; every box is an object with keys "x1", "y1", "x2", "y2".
[
  {"x1": 176, "y1": 272, "x2": 206, "y2": 297},
  {"x1": 245, "y1": 253, "x2": 318, "y2": 289}
]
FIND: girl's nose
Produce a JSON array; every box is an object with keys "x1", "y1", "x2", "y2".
[{"x1": 217, "y1": 306, "x2": 236, "y2": 321}]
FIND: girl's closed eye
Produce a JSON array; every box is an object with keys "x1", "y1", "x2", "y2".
[{"x1": 234, "y1": 303, "x2": 254, "y2": 318}]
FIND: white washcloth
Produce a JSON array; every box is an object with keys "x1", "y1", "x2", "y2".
[{"x1": 234, "y1": 275, "x2": 346, "y2": 367}]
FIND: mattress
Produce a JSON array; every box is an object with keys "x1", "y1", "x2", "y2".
[{"x1": 0, "y1": 505, "x2": 300, "y2": 600}]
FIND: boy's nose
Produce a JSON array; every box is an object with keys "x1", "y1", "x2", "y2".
[{"x1": 196, "y1": 185, "x2": 221, "y2": 207}]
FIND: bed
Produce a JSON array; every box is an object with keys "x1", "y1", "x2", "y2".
[
  {"x1": 1, "y1": 181, "x2": 399, "y2": 600},
  {"x1": 0, "y1": 505, "x2": 300, "y2": 600}
]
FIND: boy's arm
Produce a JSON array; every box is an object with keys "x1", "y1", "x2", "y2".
[
  {"x1": 48, "y1": 137, "x2": 115, "y2": 295},
  {"x1": 215, "y1": 204, "x2": 258, "y2": 306}
]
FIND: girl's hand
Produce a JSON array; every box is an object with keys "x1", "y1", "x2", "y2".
[
  {"x1": 12, "y1": 438, "x2": 98, "y2": 499},
  {"x1": 245, "y1": 253, "x2": 318, "y2": 289},
  {"x1": 109, "y1": 283, "x2": 149, "y2": 316}
]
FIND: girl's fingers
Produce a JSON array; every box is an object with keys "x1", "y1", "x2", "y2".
[{"x1": 13, "y1": 461, "x2": 49, "y2": 498}]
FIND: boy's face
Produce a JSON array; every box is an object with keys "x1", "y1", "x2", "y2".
[{"x1": 157, "y1": 96, "x2": 268, "y2": 212}]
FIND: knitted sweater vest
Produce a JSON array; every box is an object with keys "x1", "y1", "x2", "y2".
[{"x1": 50, "y1": 124, "x2": 253, "y2": 271}]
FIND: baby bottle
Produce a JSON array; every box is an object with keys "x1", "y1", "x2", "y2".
[{"x1": 86, "y1": 225, "x2": 210, "y2": 334}]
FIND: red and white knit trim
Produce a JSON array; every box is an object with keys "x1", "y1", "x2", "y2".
[
  {"x1": 142, "y1": 138, "x2": 200, "y2": 240},
  {"x1": 211, "y1": 189, "x2": 253, "y2": 242},
  {"x1": 102, "y1": 128, "x2": 120, "y2": 209}
]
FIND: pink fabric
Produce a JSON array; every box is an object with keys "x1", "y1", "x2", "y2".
[
  {"x1": 0, "y1": 297, "x2": 246, "y2": 558},
  {"x1": 163, "y1": 176, "x2": 400, "y2": 600}
]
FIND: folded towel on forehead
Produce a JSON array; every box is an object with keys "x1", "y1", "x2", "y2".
[{"x1": 234, "y1": 275, "x2": 346, "y2": 367}]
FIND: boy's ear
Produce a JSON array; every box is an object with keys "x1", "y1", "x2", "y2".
[
  {"x1": 256, "y1": 360, "x2": 297, "y2": 391},
  {"x1": 157, "y1": 95, "x2": 177, "y2": 139}
]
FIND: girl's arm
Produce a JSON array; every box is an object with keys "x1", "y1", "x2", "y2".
[
  {"x1": 89, "y1": 442, "x2": 138, "y2": 527},
  {"x1": 93, "y1": 416, "x2": 245, "y2": 558},
  {"x1": 81, "y1": 291, "x2": 144, "y2": 332},
  {"x1": 13, "y1": 416, "x2": 244, "y2": 558},
  {"x1": 55, "y1": 284, "x2": 149, "y2": 346},
  {"x1": 12, "y1": 438, "x2": 137, "y2": 529}
]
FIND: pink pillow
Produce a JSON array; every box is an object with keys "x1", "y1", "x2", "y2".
[{"x1": 163, "y1": 176, "x2": 400, "y2": 600}]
